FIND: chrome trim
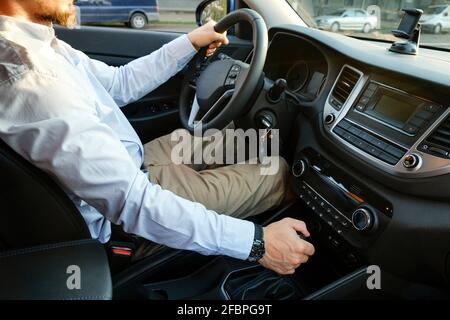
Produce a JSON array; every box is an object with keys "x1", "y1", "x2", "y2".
[
  {"x1": 323, "y1": 65, "x2": 367, "y2": 130},
  {"x1": 292, "y1": 160, "x2": 306, "y2": 178},
  {"x1": 351, "y1": 208, "x2": 372, "y2": 231}
]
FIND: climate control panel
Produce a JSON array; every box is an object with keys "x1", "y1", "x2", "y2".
[{"x1": 292, "y1": 148, "x2": 391, "y2": 250}]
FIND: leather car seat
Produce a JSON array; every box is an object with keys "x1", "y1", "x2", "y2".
[{"x1": 0, "y1": 138, "x2": 91, "y2": 251}]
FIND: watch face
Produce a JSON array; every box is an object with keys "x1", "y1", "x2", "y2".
[{"x1": 248, "y1": 240, "x2": 265, "y2": 262}]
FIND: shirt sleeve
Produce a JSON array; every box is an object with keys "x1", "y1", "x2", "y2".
[
  {"x1": 70, "y1": 34, "x2": 197, "y2": 107},
  {"x1": 0, "y1": 76, "x2": 254, "y2": 261}
]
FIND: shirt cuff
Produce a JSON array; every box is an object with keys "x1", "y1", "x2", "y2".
[
  {"x1": 219, "y1": 215, "x2": 255, "y2": 260},
  {"x1": 166, "y1": 34, "x2": 198, "y2": 62}
]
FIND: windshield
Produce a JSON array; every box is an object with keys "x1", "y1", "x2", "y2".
[{"x1": 286, "y1": 0, "x2": 450, "y2": 51}]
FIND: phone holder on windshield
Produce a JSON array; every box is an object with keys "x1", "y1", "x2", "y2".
[{"x1": 389, "y1": 8, "x2": 423, "y2": 55}]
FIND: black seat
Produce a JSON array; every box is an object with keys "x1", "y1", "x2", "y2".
[{"x1": 0, "y1": 138, "x2": 91, "y2": 251}]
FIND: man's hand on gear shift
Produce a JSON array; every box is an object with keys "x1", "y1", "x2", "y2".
[{"x1": 259, "y1": 218, "x2": 315, "y2": 275}]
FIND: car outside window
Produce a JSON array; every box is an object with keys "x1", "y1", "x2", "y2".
[
  {"x1": 286, "y1": 0, "x2": 450, "y2": 51},
  {"x1": 73, "y1": 0, "x2": 228, "y2": 32}
]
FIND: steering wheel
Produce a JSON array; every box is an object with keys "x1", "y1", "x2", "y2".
[{"x1": 179, "y1": 9, "x2": 268, "y2": 134}]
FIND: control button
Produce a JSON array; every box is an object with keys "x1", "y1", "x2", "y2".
[
  {"x1": 385, "y1": 145, "x2": 406, "y2": 159},
  {"x1": 362, "y1": 90, "x2": 374, "y2": 98},
  {"x1": 367, "y1": 83, "x2": 378, "y2": 92},
  {"x1": 340, "y1": 219, "x2": 350, "y2": 228},
  {"x1": 331, "y1": 238, "x2": 340, "y2": 248},
  {"x1": 359, "y1": 131, "x2": 373, "y2": 143},
  {"x1": 337, "y1": 120, "x2": 352, "y2": 130},
  {"x1": 403, "y1": 124, "x2": 419, "y2": 135},
  {"x1": 352, "y1": 208, "x2": 374, "y2": 231},
  {"x1": 415, "y1": 110, "x2": 434, "y2": 121},
  {"x1": 367, "y1": 146, "x2": 382, "y2": 157},
  {"x1": 423, "y1": 104, "x2": 441, "y2": 113},
  {"x1": 402, "y1": 154, "x2": 421, "y2": 169},
  {"x1": 333, "y1": 127, "x2": 346, "y2": 137},
  {"x1": 325, "y1": 114, "x2": 336, "y2": 125},
  {"x1": 292, "y1": 160, "x2": 308, "y2": 178},
  {"x1": 355, "y1": 104, "x2": 366, "y2": 112},
  {"x1": 343, "y1": 132, "x2": 357, "y2": 144},
  {"x1": 353, "y1": 138, "x2": 370, "y2": 151},
  {"x1": 360, "y1": 97, "x2": 370, "y2": 105},
  {"x1": 418, "y1": 144, "x2": 429, "y2": 152},
  {"x1": 370, "y1": 138, "x2": 389, "y2": 150},
  {"x1": 379, "y1": 152, "x2": 399, "y2": 165},
  {"x1": 348, "y1": 126, "x2": 362, "y2": 136}
]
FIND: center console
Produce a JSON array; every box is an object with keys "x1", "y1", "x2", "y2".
[{"x1": 324, "y1": 65, "x2": 450, "y2": 179}]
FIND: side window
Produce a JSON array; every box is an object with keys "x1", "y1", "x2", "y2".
[
  {"x1": 343, "y1": 10, "x2": 355, "y2": 18},
  {"x1": 74, "y1": 0, "x2": 230, "y2": 32},
  {"x1": 355, "y1": 10, "x2": 366, "y2": 17}
]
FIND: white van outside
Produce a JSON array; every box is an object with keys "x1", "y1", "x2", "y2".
[{"x1": 420, "y1": 5, "x2": 450, "y2": 34}]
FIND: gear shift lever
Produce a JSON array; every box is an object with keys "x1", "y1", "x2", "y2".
[{"x1": 268, "y1": 79, "x2": 287, "y2": 103}]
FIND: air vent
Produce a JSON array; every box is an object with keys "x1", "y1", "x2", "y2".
[
  {"x1": 329, "y1": 66, "x2": 361, "y2": 110},
  {"x1": 421, "y1": 115, "x2": 450, "y2": 158}
]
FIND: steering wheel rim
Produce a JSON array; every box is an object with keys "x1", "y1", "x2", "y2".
[{"x1": 179, "y1": 9, "x2": 268, "y2": 134}]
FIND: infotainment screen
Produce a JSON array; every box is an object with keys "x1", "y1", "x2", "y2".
[
  {"x1": 373, "y1": 95, "x2": 416, "y2": 125},
  {"x1": 363, "y1": 85, "x2": 425, "y2": 130}
]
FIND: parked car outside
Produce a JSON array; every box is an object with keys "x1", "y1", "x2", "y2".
[
  {"x1": 74, "y1": 0, "x2": 160, "y2": 29},
  {"x1": 420, "y1": 5, "x2": 450, "y2": 34},
  {"x1": 315, "y1": 8, "x2": 378, "y2": 33}
]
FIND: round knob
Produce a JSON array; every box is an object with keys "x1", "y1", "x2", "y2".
[
  {"x1": 403, "y1": 154, "x2": 421, "y2": 169},
  {"x1": 325, "y1": 114, "x2": 336, "y2": 125},
  {"x1": 352, "y1": 208, "x2": 374, "y2": 232},
  {"x1": 292, "y1": 159, "x2": 307, "y2": 178}
]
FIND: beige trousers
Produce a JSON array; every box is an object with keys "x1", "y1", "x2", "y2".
[{"x1": 134, "y1": 128, "x2": 290, "y2": 258}]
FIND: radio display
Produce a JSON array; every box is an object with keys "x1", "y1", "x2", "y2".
[
  {"x1": 373, "y1": 95, "x2": 416, "y2": 125},
  {"x1": 364, "y1": 85, "x2": 424, "y2": 130}
]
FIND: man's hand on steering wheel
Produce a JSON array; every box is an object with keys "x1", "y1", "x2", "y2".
[{"x1": 188, "y1": 21, "x2": 229, "y2": 57}]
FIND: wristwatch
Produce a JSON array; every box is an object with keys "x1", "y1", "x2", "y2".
[{"x1": 247, "y1": 223, "x2": 265, "y2": 262}]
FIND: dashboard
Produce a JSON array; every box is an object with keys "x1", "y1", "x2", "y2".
[{"x1": 263, "y1": 26, "x2": 450, "y2": 289}]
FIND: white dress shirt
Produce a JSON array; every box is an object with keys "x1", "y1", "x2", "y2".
[{"x1": 0, "y1": 16, "x2": 254, "y2": 260}]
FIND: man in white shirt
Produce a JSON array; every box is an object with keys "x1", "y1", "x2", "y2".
[{"x1": 0, "y1": 0, "x2": 315, "y2": 275}]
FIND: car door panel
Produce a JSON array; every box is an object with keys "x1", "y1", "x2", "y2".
[{"x1": 55, "y1": 26, "x2": 253, "y2": 143}]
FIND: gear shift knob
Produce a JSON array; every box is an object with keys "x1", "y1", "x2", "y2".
[{"x1": 268, "y1": 79, "x2": 287, "y2": 102}]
